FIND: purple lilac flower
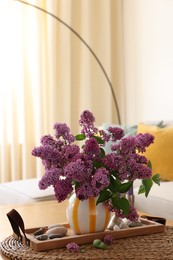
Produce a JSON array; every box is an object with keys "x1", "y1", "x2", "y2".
[
  {"x1": 128, "y1": 160, "x2": 152, "y2": 180},
  {"x1": 99, "y1": 130, "x2": 110, "y2": 143},
  {"x1": 54, "y1": 179, "x2": 73, "y2": 202},
  {"x1": 110, "y1": 143, "x2": 119, "y2": 153},
  {"x1": 104, "y1": 235, "x2": 114, "y2": 245},
  {"x1": 66, "y1": 242, "x2": 79, "y2": 253},
  {"x1": 114, "y1": 136, "x2": 136, "y2": 155},
  {"x1": 80, "y1": 110, "x2": 95, "y2": 125},
  {"x1": 131, "y1": 153, "x2": 148, "y2": 165},
  {"x1": 38, "y1": 168, "x2": 63, "y2": 190},
  {"x1": 108, "y1": 127, "x2": 124, "y2": 142},
  {"x1": 83, "y1": 138, "x2": 101, "y2": 159},
  {"x1": 64, "y1": 159, "x2": 91, "y2": 183},
  {"x1": 79, "y1": 110, "x2": 98, "y2": 137},
  {"x1": 116, "y1": 168, "x2": 130, "y2": 182},
  {"x1": 76, "y1": 183, "x2": 99, "y2": 200},
  {"x1": 61, "y1": 144, "x2": 80, "y2": 164},
  {"x1": 126, "y1": 205, "x2": 139, "y2": 222},
  {"x1": 120, "y1": 171, "x2": 131, "y2": 182},
  {"x1": 109, "y1": 204, "x2": 139, "y2": 222},
  {"x1": 32, "y1": 146, "x2": 64, "y2": 170},
  {"x1": 69, "y1": 153, "x2": 94, "y2": 173},
  {"x1": 42, "y1": 159, "x2": 51, "y2": 170},
  {"x1": 135, "y1": 133, "x2": 154, "y2": 153},
  {"x1": 102, "y1": 153, "x2": 119, "y2": 171},
  {"x1": 40, "y1": 145, "x2": 79, "y2": 170},
  {"x1": 41, "y1": 135, "x2": 56, "y2": 146},
  {"x1": 91, "y1": 168, "x2": 110, "y2": 190},
  {"x1": 32, "y1": 147, "x2": 42, "y2": 158},
  {"x1": 32, "y1": 145, "x2": 58, "y2": 160},
  {"x1": 32, "y1": 110, "x2": 156, "y2": 219},
  {"x1": 53, "y1": 123, "x2": 75, "y2": 143}
]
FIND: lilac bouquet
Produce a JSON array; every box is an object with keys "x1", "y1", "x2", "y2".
[{"x1": 32, "y1": 110, "x2": 160, "y2": 221}]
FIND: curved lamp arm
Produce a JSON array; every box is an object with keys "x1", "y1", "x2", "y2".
[{"x1": 14, "y1": 0, "x2": 121, "y2": 124}]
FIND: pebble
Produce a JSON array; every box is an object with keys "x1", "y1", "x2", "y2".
[
  {"x1": 47, "y1": 224, "x2": 65, "y2": 230},
  {"x1": 129, "y1": 221, "x2": 143, "y2": 227},
  {"x1": 36, "y1": 234, "x2": 48, "y2": 241},
  {"x1": 107, "y1": 215, "x2": 125, "y2": 230},
  {"x1": 33, "y1": 224, "x2": 68, "y2": 241},
  {"x1": 113, "y1": 224, "x2": 120, "y2": 231},
  {"x1": 123, "y1": 218, "x2": 131, "y2": 225},
  {"x1": 119, "y1": 221, "x2": 129, "y2": 229},
  {"x1": 34, "y1": 227, "x2": 47, "y2": 236},
  {"x1": 45, "y1": 226, "x2": 67, "y2": 236},
  {"x1": 48, "y1": 233, "x2": 64, "y2": 239},
  {"x1": 107, "y1": 214, "x2": 145, "y2": 231}
]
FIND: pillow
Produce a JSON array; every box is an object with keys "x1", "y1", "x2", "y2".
[
  {"x1": 137, "y1": 123, "x2": 173, "y2": 181},
  {"x1": 102, "y1": 123, "x2": 137, "y2": 154}
]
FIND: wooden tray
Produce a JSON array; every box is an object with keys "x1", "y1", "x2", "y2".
[{"x1": 18, "y1": 218, "x2": 165, "y2": 252}]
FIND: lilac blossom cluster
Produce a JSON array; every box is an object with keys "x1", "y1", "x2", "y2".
[
  {"x1": 66, "y1": 242, "x2": 79, "y2": 253},
  {"x1": 32, "y1": 110, "x2": 155, "y2": 220},
  {"x1": 103, "y1": 234, "x2": 114, "y2": 245},
  {"x1": 106, "y1": 200, "x2": 139, "y2": 222},
  {"x1": 103, "y1": 133, "x2": 154, "y2": 182}
]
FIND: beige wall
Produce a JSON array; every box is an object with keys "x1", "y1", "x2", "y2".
[{"x1": 123, "y1": 0, "x2": 173, "y2": 124}]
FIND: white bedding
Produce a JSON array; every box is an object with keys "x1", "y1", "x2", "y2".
[
  {"x1": 0, "y1": 178, "x2": 55, "y2": 205},
  {"x1": 134, "y1": 181, "x2": 173, "y2": 220}
]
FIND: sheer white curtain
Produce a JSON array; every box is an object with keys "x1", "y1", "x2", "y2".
[{"x1": 0, "y1": 0, "x2": 124, "y2": 182}]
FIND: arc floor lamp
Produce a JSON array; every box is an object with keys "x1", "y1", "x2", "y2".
[{"x1": 14, "y1": 0, "x2": 121, "y2": 125}]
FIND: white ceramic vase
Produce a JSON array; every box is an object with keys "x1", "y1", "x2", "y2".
[{"x1": 66, "y1": 193, "x2": 111, "y2": 235}]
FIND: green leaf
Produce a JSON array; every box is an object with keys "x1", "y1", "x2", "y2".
[
  {"x1": 72, "y1": 180, "x2": 80, "y2": 189},
  {"x1": 111, "y1": 170, "x2": 119, "y2": 179},
  {"x1": 93, "y1": 239, "x2": 107, "y2": 250},
  {"x1": 93, "y1": 160, "x2": 104, "y2": 169},
  {"x1": 118, "y1": 197, "x2": 130, "y2": 215},
  {"x1": 148, "y1": 160, "x2": 152, "y2": 170},
  {"x1": 138, "y1": 184, "x2": 145, "y2": 195},
  {"x1": 108, "y1": 175, "x2": 120, "y2": 193},
  {"x1": 152, "y1": 174, "x2": 161, "y2": 186},
  {"x1": 100, "y1": 148, "x2": 105, "y2": 158},
  {"x1": 108, "y1": 176, "x2": 133, "y2": 194},
  {"x1": 111, "y1": 195, "x2": 121, "y2": 209},
  {"x1": 92, "y1": 135, "x2": 104, "y2": 144},
  {"x1": 96, "y1": 189, "x2": 112, "y2": 205},
  {"x1": 109, "y1": 177, "x2": 122, "y2": 192},
  {"x1": 119, "y1": 181, "x2": 133, "y2": 193},
  {"x1": 75, "y1": 134, "x2": 86, "y2": 141},
  {"x1": 142, "y1": 178, "x2": 153, "y2": 197},
  {"x1": 111, "y1": 196, "x2": 130, "y2": 215}
]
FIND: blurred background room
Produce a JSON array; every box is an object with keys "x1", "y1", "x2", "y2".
[{"x1": 0, "y1": 0, "x2": 173, "y2": 183}]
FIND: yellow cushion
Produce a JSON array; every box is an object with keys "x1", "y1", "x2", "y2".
[{"x1": 137, "y1": 123, "x2": 173, "y2": 181}]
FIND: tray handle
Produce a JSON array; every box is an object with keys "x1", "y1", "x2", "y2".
[
  {"x1": 7, "y1": 209, "x2": 29, "y2": 244},
  {"x1": 140, "y1": 215, "x2": 166, "y2": 225}
]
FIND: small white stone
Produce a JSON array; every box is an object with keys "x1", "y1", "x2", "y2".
[
  {"x1": 119, "y1": 221, "x2": 129, "y2": 229},
  {"x1": 113, "y1": 224, "x2": 120, "y2": 230},
  {"x1": 114, "y1": 217, "x2": 122, "y2": 226},
  {"x1": 122, "y1": 218, "x2": 131, "y2": 225}
]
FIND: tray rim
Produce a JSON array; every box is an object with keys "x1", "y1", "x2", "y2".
[{"x1": 17, "y1": 218, "x2": 165, "y2": 252}]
